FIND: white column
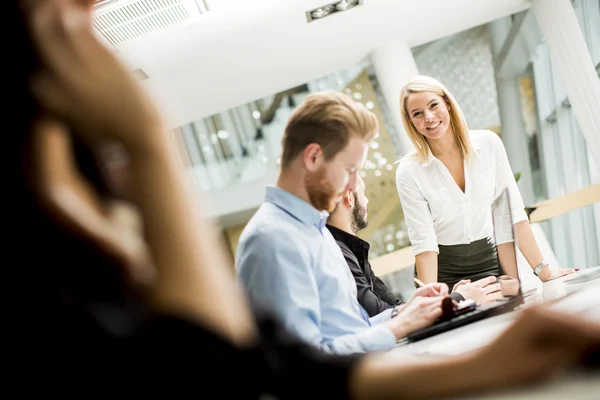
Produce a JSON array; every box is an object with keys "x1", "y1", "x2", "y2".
[
  {"x1": 370, "y1": 41, "x2": 418, "y2": 157},
  {"x1": 488, "y1": 18, "x2": 535, "y2": 205},
  {"x1": 531, "y1": 0, "x2": 600, "y2": 167}
]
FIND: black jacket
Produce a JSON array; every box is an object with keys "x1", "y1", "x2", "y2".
[{"x1": 327, "y1": 224, "x2": 403, "y2": 317}]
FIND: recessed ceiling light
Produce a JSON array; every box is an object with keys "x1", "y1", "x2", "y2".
[
  {"x1": 312, "y1": 5, "x2": 335, "y2": 19},
  {"x1": 306, "y1": 0, "x2": 363, "y2": 23},
  {"x1": 335, "y1": 0, "x2": 359, "y2": 12}
]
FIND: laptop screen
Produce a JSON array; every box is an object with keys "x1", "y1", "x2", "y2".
[{"x1": 492, "y1": 186, "x2": 524, "y2": 304}]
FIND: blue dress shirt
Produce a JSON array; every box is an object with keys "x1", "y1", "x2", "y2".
[{"x1": 236, "y1": 186, "x2": 396, "y2": 354}]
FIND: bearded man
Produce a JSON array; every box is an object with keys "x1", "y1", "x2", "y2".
[
  {"x1": 236, "y1": 91, "x2": 448, "y2": 354},
  {"x1": 326, "y1": 175, "x2": 403, "y2": 317}
]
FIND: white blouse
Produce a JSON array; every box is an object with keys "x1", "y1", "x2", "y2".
[{"x1": 396, "y1": 130, "x2": 529, "y2": 256}]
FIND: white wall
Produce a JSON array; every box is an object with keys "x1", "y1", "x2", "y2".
[{"x1": 414, "y1": 25, "x2": 501, "y2": 130}]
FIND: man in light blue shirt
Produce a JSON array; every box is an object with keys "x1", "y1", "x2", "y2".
[{"x1": 236, "y1": 91, "x2": 447, "y2": 354}]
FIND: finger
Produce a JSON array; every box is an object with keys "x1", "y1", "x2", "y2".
[
  {"x1": 419, "y1": 297, "x2": 444, "y2": 310},
  {"x1": 415, "y1": 285, "x2": 438, "y2": 298},
  {"x1": 30, "y1": 72, "x2": 69, "y2": 116},
  {"x1": 484, "y1": 283, "x2": 502, "y2": 295},
  {"x1": 454, "y1": 279, "x2": 471, "y2": 288},
  {"x1": 409, "y1": 296, "x2": 438, "y2": 310},
  {"x1": 30, "y1": 0, "x2": 81, "y2": 75},
  {"x1": 59, "y1": 7, "x2": 118, "y2": 71},
  {"x1": 31, "y1": 0, "x2": 102, "y2": 85},
  {"x1": 436, "y1": 283, "x2": 449, "y2": 296},
  {"x1": 427, "y1": 303, "x2": 444, "y2": 321},
  {"x1": 477, "y1": 276, "x2": 497, "y2": 288},
  {"x1": 76, "y1": 0, "x2": 97, "y2": 25},
  {"x1": 483, "y1": 290, "x2": 504, "y2": 303},
  {"x1": 559, "y1": 269, "x2": 576, "y2": 277}
]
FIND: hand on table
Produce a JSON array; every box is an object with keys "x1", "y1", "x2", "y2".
[
  {"x1": 387, "y1": 294, "x2": 446, "y2": 340},
  {"x1": 538, "y1": 267, "x2": 577, "y2": 282},
  {"x1": 453, "y1": 276, "x2": 503, "y2": 305},
  {"x1": 412, "y1": 282, "x2": 449, "y2": 299}
]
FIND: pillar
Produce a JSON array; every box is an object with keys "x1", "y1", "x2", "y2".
[{"x1": 370, "y1": 41, "x2": 419, "y2": 157}]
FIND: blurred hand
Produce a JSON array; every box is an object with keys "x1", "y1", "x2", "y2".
[
  {"x1": 29, "y1": 0, "x2": 164, "y2": 151},
  {"x1": 469, "y1": 306, "x2": 600, "y2": 388},
  {"x1": 107, "y1": 202, "x2": 156, "y2": 288},
  {"x1": 387, "y1": 295, "x2": 445, "y2": 339},
  {"x1": 454, "y1": 276, "x2": 502, "y2": 305},
  {"x1": 538, "y1": 267, "x2": 577, "y2": 282},
  {"x1": 452, "y1": 279, "x2": 471, "y2": 293},
  {"x1": 412, "y1": 282, "x2": 449, "y2": 299}
]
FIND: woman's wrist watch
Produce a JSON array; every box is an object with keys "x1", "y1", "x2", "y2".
[{"x1": 533, "y1": 259, "x2": 549, "y2": 277}]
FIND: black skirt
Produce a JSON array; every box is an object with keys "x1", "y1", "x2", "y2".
[{"x1": 416, "y1": 237, "x2": 501, "y2": 290}]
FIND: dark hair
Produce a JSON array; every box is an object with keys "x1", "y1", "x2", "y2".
[{"x1": 9, "y1": 1, "x2": 146, "y2": 346}]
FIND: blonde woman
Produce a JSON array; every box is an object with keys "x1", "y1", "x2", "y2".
[{"x1": 395, "y1": 75, "x2": 576, "y2": 301}]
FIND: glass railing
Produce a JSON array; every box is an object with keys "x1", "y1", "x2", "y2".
[
  {"x1": 175, "y1": 99, "x2": 276, "y2": 191},
  {"x1": 176, "y1": 61, "x2": 414, "y2": 274},
  {"x1": 173, "y1": 65, "x2": 368, "y2": 192}
]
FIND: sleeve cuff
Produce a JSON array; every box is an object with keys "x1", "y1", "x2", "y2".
[
  {"x1": 369, "y1": 307, "x2": 394, "y2": 325},
  {"x1": 355, "y1": 324, "x2": 397, "y2": 352},
  {"x1": 412, "y1": 246, "x2": 439, "y2": 256},
  {"x1": 450, "y1": 292, "x2": 465, "y2": 302},
  {"x1": 512, "y1": 207, "x2": 529, "y2": 223}
]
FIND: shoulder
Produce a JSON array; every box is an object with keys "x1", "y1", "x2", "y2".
[
  {"x1": 469, "y1": 129, "x2": 503, "y2": 149},
  {"x1": 237, "y1": 206, "x2": 311, "y2": 263},
  {"x1": 333, "y1": 240, "x2": 362, "y2": 274},
  {"x1": 395, "y1": 152, "x2": 420, "y2": 178},
  {"x1": 240, "y1": 211, "x2": 299, "y2": 250},
  {"x1": 395, "y1": 153, "x2": 423, "y2": 191},
  {"x1": 336, "y1": 240, "x2": 356, "y2": 260}
]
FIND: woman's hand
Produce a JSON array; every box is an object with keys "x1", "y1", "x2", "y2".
[
  {"x1": 413, "y1": 282, "x2": 449, "y2": 298},
  {"x1": 537, "y1": 267, "x2": 577, "y2": 282},
  {"x1": 29, "y1": 0, "x2": 164, "y2": 152},
  {"x1": 452, "y1": 279, "x2": 471, "y2": 292},
  {"x1": 453, "y1": 276, "x2": 503, "y2": 305}
]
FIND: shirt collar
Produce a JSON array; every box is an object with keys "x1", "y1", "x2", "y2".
[
  {"x1": 326, "y1": 224, "x2": 370, "y2": 258},
  {"x1": 420, "y1": 147, "x2": 436, "y2": 167},
  {"x1": 265, "y1": 185, "x2": 329, "y2": 229},
  {"x1": 419, "y1": 132, "x2": 482, "y2": 167}
]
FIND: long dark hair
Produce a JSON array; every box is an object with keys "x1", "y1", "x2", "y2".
[{"x1": 10, "y1": 1, "x2": 146, "y2": 342}]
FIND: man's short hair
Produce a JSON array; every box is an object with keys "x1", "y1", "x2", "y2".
[{"x1": 280, "y1": 91, "x2": 378, "y2": 169}]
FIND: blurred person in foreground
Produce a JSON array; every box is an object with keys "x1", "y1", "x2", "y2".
[{"x1": 10, "y1": 0, "x2": 599, "y2": 398}]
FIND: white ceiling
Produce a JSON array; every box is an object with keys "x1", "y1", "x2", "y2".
[{"x1": 113, "y1": 0, "x2": 530, "y2": 128}]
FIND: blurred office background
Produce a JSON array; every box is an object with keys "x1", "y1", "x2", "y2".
[{"x1": 92, "y1": 0, "x2": 600, "y2": 299}]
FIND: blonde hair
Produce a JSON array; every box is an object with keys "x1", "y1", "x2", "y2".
[
  {"x1": 399, "y1": 75, "x2": 470, "y2": 163},
  {"x1": 280, "y1": 90, "x2": 378, "y2": 169}
]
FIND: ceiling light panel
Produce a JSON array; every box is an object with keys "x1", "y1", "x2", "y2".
[
  {"x1": 92, "y1": 0, "x2": 211, "y2": 47},
  {"x1": 306, "y1": 0, "x2": 362, "y2": 23}
]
